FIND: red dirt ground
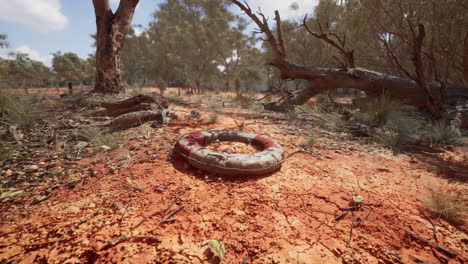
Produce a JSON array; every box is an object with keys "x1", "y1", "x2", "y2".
[{"x1": 0, "y1": 91, "x2": 466, "y2": 264}]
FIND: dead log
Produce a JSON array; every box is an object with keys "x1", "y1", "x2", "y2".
[
  {"x1": 103, "y1": 110, "x2": 164, "y2": 128},
  {"x1": 107, "y1": 103, "x2": 151, "y2": 117},
  {"x1": 101, "y1": 94, "x2": 156, "y2": 111}
]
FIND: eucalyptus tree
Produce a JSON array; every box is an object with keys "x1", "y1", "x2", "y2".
[
  {"x1": 230, "y1": 0, "x2": 467, "y2": 119},
  {"x1": 52, "y1": 52, "x2": 86, "y2": 86},
  {"x1": 92, "y1": 0, "x2": 139, "y2": 94},
  {"x1": 146, "y1": 0, "x2": 262, "y2": 91}
]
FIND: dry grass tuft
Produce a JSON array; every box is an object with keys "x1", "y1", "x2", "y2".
[
  {"x1": 425, "y1": 185, "x2": 466, "y2": 225},
  {"x1": 80, "y1": 126, "x2": 120, "y2": 150}
]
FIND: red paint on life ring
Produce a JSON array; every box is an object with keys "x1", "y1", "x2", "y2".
[
  {"x1": 174, "y1": 130, "x2": 285, "y2": 176},
  {"x1": 175, "y1": 131, "x2": 205, "y2": 156}
]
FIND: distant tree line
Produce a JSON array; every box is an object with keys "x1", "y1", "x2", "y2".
[{"x1": 1, "y1": 0, "x2": 466, "y2": 96}]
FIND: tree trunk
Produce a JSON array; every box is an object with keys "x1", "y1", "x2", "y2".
[
  {"x1": 92, "y1": 0, "x2": 139, "y2": 94},
  {"x1": 464, "y1": 32, "x2": 468, "y2": 86}
]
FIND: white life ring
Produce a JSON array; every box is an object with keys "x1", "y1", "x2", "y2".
[{"x1": 174, "y1": 130, "x2": 284, "y2": 175}]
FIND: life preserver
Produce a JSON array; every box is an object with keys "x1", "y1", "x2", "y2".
[{"x1": 174, "y1": 130, "x2": 285, "y2": 175}]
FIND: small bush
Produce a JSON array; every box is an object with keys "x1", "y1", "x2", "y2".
[
  {"x1": 357, "y1": 93, "x2": 407, "y2": 127},
  {"x1": 2, "y1": 94, "x2": 42, "y2": 127},
  {"x1": 375, "y1": 126, "x2": 401, "y2": 148},
  {"x1": 80, "y1": 127, "x2": 120, "y2": 150},
  {"x1": 157, "y1": 80, "x2": 167, "y2": 95},
  {"x1": 305, "y1": 135, "x2": 317, "y2": 149},
  {"x1": 431, "y1": 119, "x2": 462, "y2": 145},
  {"x1": 314, "y1": 94, "x2": 329, "y2": 106},
  {"x1": 0, "y1": 145, "x2": 13, "y2": 161},
  {"x1": 236, "y1": 95, "x2": 254, "y2": 109},
  {"x1": 425, "y1": 185, "x2": 466, "y2": 225},
  {"x1": 208, "y1": 112, "x2": 218, "y2": 124},
  {"x1": 354, "y1": 94, "x2": 423, "y2": 148}
]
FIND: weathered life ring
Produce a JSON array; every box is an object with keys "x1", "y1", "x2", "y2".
[{"x1": 174, "y1": 130, "x2": 285, "y2": 175}]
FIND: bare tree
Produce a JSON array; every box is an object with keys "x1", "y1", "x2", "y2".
[
  {"x1": 92, "y1": 0, "x2": 139, "y2": 94},
  {"x1": 230, "y1": 0, "x2": 467, "y2": 119}
]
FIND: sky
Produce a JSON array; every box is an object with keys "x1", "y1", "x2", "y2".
[{"x1": 0, "y1": 0, "x2": 318, "y2": 67}]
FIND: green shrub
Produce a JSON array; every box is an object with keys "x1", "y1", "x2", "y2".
[
  {"x1": 354, "y1": 94, "x2": 423, "y2": 148},
  {"x1": 431, "y1": 119, "x2": 462, "y2": 144},
  {"x1": 80, "y1": 127, "x2": 120, "y2": 150},
  {"x1": 2, "y1": 94, "x2": 42, "y2": 127},
  {"x1": 0, "y1": 145, "x2": 13, "y2": 161},
  {"x1": 357, "y1": 93, "x2": 407, "y2": 127}
]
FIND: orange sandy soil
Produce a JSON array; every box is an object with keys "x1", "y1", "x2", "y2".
[{"x1": 0, "y1": 91, "x2": 467, "y2": 264}]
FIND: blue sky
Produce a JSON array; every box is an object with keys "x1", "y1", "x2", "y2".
[{"x1": 0, "y1": 0, "x2": 317, "y2": 67}]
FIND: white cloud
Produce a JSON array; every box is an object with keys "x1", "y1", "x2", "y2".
[
  {"x1": 16, "y1": 45, "x2": 53, "y2": 67},
  {"x1": 132, "y1": 26, "x2": 144, "y2": 36},
  {"x1": 243, "y1": 0, "x2": 318, "y2": 21},
  {"x1": 0, "y1": 0, "x2": 68, "y2": 33}
]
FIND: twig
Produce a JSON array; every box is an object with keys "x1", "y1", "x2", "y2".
[
  {"x1": 107, "y1": 236, "x2": 160, "y2": 244},
  {"x1": 160, "y1": 218, "x2": 177, "y2": 223},
  {"x1": 51, "y1": 209, "x2": 101, "y2": 249},
  {"x1": 333, "y1": 211, "x2": 349, "y2": 222},
  {"x1": 420, "y1": 210, "x2": 438, "y2": 243},
  {"x1": 402, "y1": 228, "x2": 457, "y2": 258},
  {"x1": 288, "y1": 148, "x2": 318, "y2": 158},
  {"x1": 163, "y1": 205, "x2": 185, "y2": 221},
  {"x1": 146, "y1": 184, "x2": 165, "y2": 192},
  {"x1": 410, "y1": 254, "x2": 430, "y2": 264},
  {"x1": 116, "y1": 179, "x2": 145, "y2": 192},
  {"x1": 120, "y1": 199, "x2": 133, "y2": 224},
  {"x1": 347, "y1": 218, "x2": 379, "y2": 247},
  {"x1": 104, "y1": 198, "x2": 123, "y2": 210},
  {"x1": 382, "y1": 247, "x2": 402, "y2": 259},
  {"x1": 133, "y1": 188, "x2": 187, "y2": 229}
]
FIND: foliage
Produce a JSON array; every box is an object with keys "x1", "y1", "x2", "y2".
[
  {"x1": 0, "y1": 145, "x2": 13, "y2": 161},
  {"x1": 354, "y1": 94, "x2": 422, "y2": 148},
  {"x1": 208, "y1": 112, "x2": 218, "y2": 124},
  {"x1": 305, "y1": 134, "x2": 317, "y2": 149},
  {"x1": 1, "y1": 93, "x2": 42, "y2": 127},
  {"x1": 0, "y1": 33, "x2": 9, "y2": 48},
  {"x1": 52, "y1": 52, "x2": 94, "y2": 85},
  {"x1": 236, "y1": 94, "x2": 254, "y2": 109},
  {"x1": 80, "y1": 127, "x2": 120, "y2": 150},
  {"x1": 157, "y1": 80, "x2": 167, "y2": 95},
  {"x1": 0, "y1": 53, "x2": 55, "y2": 89},
  {"x1": 425, "y1": 185, "x2": 466, "y2": 225},
  {"x1": 431, "y1": 119, "x2": 462, "y2": 145}
]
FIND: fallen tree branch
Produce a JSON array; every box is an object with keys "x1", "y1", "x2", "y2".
[
  {"x1": 104, "y1": 198, "x2": 123, "y2": 210},
  {"x1": 120, "y1": 199, "x2": 133, "y2": 224},
  {"x1": 420, "y1": 210, "x2": 438, "y2": 243},
  {"x1": 162, "y1": 205, "x2": 185, "y2": 221},
  {"x1": 402, "y1": 228, "x2": 457, "y2": 258},
  {"x1": 346, "y1": 218, "x2": 379, "y2": 247},
  {"x1": 107, "y1": 236, "x2": 160, "y2": 244}
]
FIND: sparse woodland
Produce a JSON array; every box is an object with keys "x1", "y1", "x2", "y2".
[{"x1": 0, "y1": 0, "x2": 467, "y2": 263}]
